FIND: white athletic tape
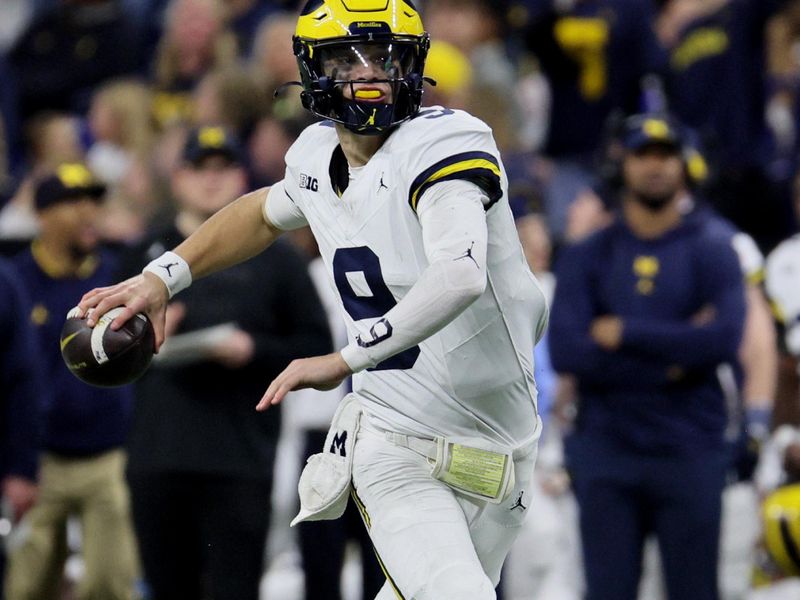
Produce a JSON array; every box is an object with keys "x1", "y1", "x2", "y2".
[{"x1": 89, "y1": 307, "x2": 126, "y2": 365}]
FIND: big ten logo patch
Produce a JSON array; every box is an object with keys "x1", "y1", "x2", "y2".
[{"x1": 300, "y1": 173, "x2": 319, "y2": 192}]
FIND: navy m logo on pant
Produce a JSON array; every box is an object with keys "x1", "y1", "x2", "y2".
[{"x1": 330, "y1": 431, "x2": 348, "y2": 456}]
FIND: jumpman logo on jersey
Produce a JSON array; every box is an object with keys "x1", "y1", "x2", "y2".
[
  {"x1": 378, "y1": 173, "x2": 389, "y2": 192},
  {"x1": 510, "y1": 491, "x2": 527, "y2": 511},
  {"x1": 159, "y1": 262, "x2": 179, "y2": 278},
  {"x1": 454, "y1": 241, "x2": 479, "y2": 269}
]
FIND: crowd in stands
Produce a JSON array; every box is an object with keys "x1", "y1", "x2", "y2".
[{"x1": 1, "y1": 1, "x2": 800, "y2": 599}]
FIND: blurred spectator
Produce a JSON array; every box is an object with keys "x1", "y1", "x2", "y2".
[
  {"x1": 151, "y1": 0, "x2": 239, "y2": 128},
  {"x1": 118, "y1": 0, "x2": 173, "y2": 68},
  {"x1": 286, "y1": 226, "x2": 383, "y2": 600},
  {"x1": 765, "y1": 1, "x2": 800, "y2": 155},
  {"x1": 86, "y1": 79, "x2": 157, "y2": 186},
  {"x1": 766, "y1": 169, "x2": 800, "y2": 361},
  {"x1": 721, "y1": 229, "x2": 778, "y2": 600},
  {"x1": 23, "y1": 113, "x2": 84, "y2": 173},
  {"x1": 517, "y1": 0, "x2": 662, "y2": 240},
  {"x1": 758, "y1": 167, "x2": 800, "y2": 495},
  {"x1": 563, "y1": 188, "x2": 612, "y2": 243},
  {"x1": 425, "y1": 0, "x2": 516, "y2": 89},
  {"x1": 505, "y1": 212, "x2": 583, "y2": 600},
  {"x1": 464, "y1": 84, "x2": 520, "y2": 156},
  {"x1": 513, "y1": 55, "x2": 552, "y2": 153},
  {"x1": 422, "y1": 40, "x2": 474, "y2": 109},
  {"x1": 462, "y1": 82, "x2": 552, "y2": 229},
  {"x1": 4, "y1": 162, "x2": 138, "y2": 600},
  {"x1": 0, "y1": 112, "x2": 84, "y2": 241},
  {"x1": 0, "y1": 58, "x2": 22, "y2": 198},
  {"x1": 228, "y1": 0, "x2": 281, "y2": 56},
  {"x1": 0, "y1": 0, "x2": 35, "y2": 52},
  {"x1": 656, "y1": 0, "x2": 793, "y2": 250},
  {"x1": 250, "y1": 12, "x2": 305, "y2": 119},
  {"x1": 248, "y1": 115, "x2": 305, "y2": 188},
  {"x1": 84, "y1": 79, "x2": 160, "y2": 242},
  {"x1": 84, "y1": 79, "x2": 163, "y2": 242},
  {"x1": 8, "y1": 0, "x2": 140, "y2": 121},
  {"x1": 549, "y1": 114, "x2": 746, "y2": 600},
  {"x1": 0, "y1": 258, "x2": 42, "y2": 600},
  {"x1": 119, "y1": 126, "x2": 331, "y2": 600},
  {"x1": 517, "y1": 213, "x2": 554, "y2": 289},
  {"x1": 638, "y1": 203, "x2": 779, "y2": 600},
  {"x1": 193, "y1": 65, "x2": 269, "y2": 140}
]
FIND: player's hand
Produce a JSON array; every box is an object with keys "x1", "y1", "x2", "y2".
[
  {"x1": 256, "y1": 352, "x2": 352, "y2": 411},
  {"x1": 2, "y1": 476, "x2": 37, "y2": 520},
  {"x1": 590, "y1": 315, "x2": 623, "y2": 350},
  {"x1": 78, "y1": 272, "x2": 169, "y2": 350}
]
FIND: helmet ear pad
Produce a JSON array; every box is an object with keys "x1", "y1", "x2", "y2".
[{"x1": 300, "y1": 88, "x2": 333, "y2": 116}]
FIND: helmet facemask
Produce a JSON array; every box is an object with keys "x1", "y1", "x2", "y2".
[{"x1": 294, "y1": 34, "x2": 430, "y2": 135}]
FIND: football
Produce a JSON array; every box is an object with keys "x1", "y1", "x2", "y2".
[{"x1": 60, "y1": 306, "x2": 155, "y2": 387}]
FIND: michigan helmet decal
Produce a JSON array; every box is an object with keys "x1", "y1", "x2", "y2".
[
  {"x1": 763, "y1": 483, "x2": 800, "y2": 576},
  {"x1": 293, "y1": 0, "x2": 430, "y2": 134}
]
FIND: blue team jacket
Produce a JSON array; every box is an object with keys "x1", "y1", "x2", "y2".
[
  {"x1": 12, "y1": 246, "x2": 132, "y2": 456},
  {"x1": 549, "y1": 209, "x2": 746, "y2": 455}
]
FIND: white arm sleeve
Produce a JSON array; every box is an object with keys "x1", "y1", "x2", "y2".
[
  {"x1": 264, "y1": 180, "x2": 308, "y2": 231},
  {"x1": 340, "y1": 180, "x2": 489, "y2": 372}
]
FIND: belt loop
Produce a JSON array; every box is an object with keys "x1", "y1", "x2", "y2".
[{"x1": 384, "y1": 431, "x2": 437, "y2": 461}]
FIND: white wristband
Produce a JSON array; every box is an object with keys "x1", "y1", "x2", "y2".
[{"x1": 143, "y1": 251, "x2": 192, "y2": 299}]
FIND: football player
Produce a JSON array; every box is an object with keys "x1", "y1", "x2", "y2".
[{"x1": 77, "y1": 1, "x2": 549, "y2": 599}]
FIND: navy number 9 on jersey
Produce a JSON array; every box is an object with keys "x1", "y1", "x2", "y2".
[{"x1": 333, "y1": 246, "x2": 420, "y2": 371}]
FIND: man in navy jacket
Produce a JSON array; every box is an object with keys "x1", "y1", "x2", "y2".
[
  {"x1": 5, "y1": 163, "x2": 137, "y2": 600},
  {"x1": 549, "y1": 114, "x2": 746, "y2": 600},
  {"x1": 0, "y1": 258, "x2": 41, "y2": 599}
]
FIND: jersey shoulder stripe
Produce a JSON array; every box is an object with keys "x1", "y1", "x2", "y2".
[{"x1": 408, "y1": 150, "x2": 502, "y2": 212}]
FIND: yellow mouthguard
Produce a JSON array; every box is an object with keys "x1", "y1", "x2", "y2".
[{"x1": 355, "y1": 90, "x2": 382, "y2": 99}]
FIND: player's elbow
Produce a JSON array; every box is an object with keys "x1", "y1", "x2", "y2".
[
  {"x1": 428, "y1": 257, "x2": 486, "y2": 312},
  {"x1": 455, "y1": 264, "x2": 487, "y2": 304}
]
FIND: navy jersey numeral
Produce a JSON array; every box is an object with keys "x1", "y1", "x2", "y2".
[
  {"x1": 418, "y1": 107, "x2": 455, "y2": 120},
  {"x1": 332, "y1": 246, "x2": 420, "y2": 371}
]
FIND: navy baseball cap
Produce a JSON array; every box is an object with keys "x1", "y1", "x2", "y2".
[
  {"x1": 622, "y1": 115, "x2": 683, "y2": 153},
  {"x1": 183, "y1": 126, "x2": 243, "y2": 165},
  {"x1": 34, "y1": 163, "x2": 106, "y2": 211}
]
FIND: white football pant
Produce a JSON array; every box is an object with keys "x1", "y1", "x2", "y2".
[{"x1": 351, "y1": 420, "x2": 537, "y2": 600}]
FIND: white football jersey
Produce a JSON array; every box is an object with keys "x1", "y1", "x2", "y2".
[{"x1": 272, "y1": 107, "x2": 548, "y2": 450}]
